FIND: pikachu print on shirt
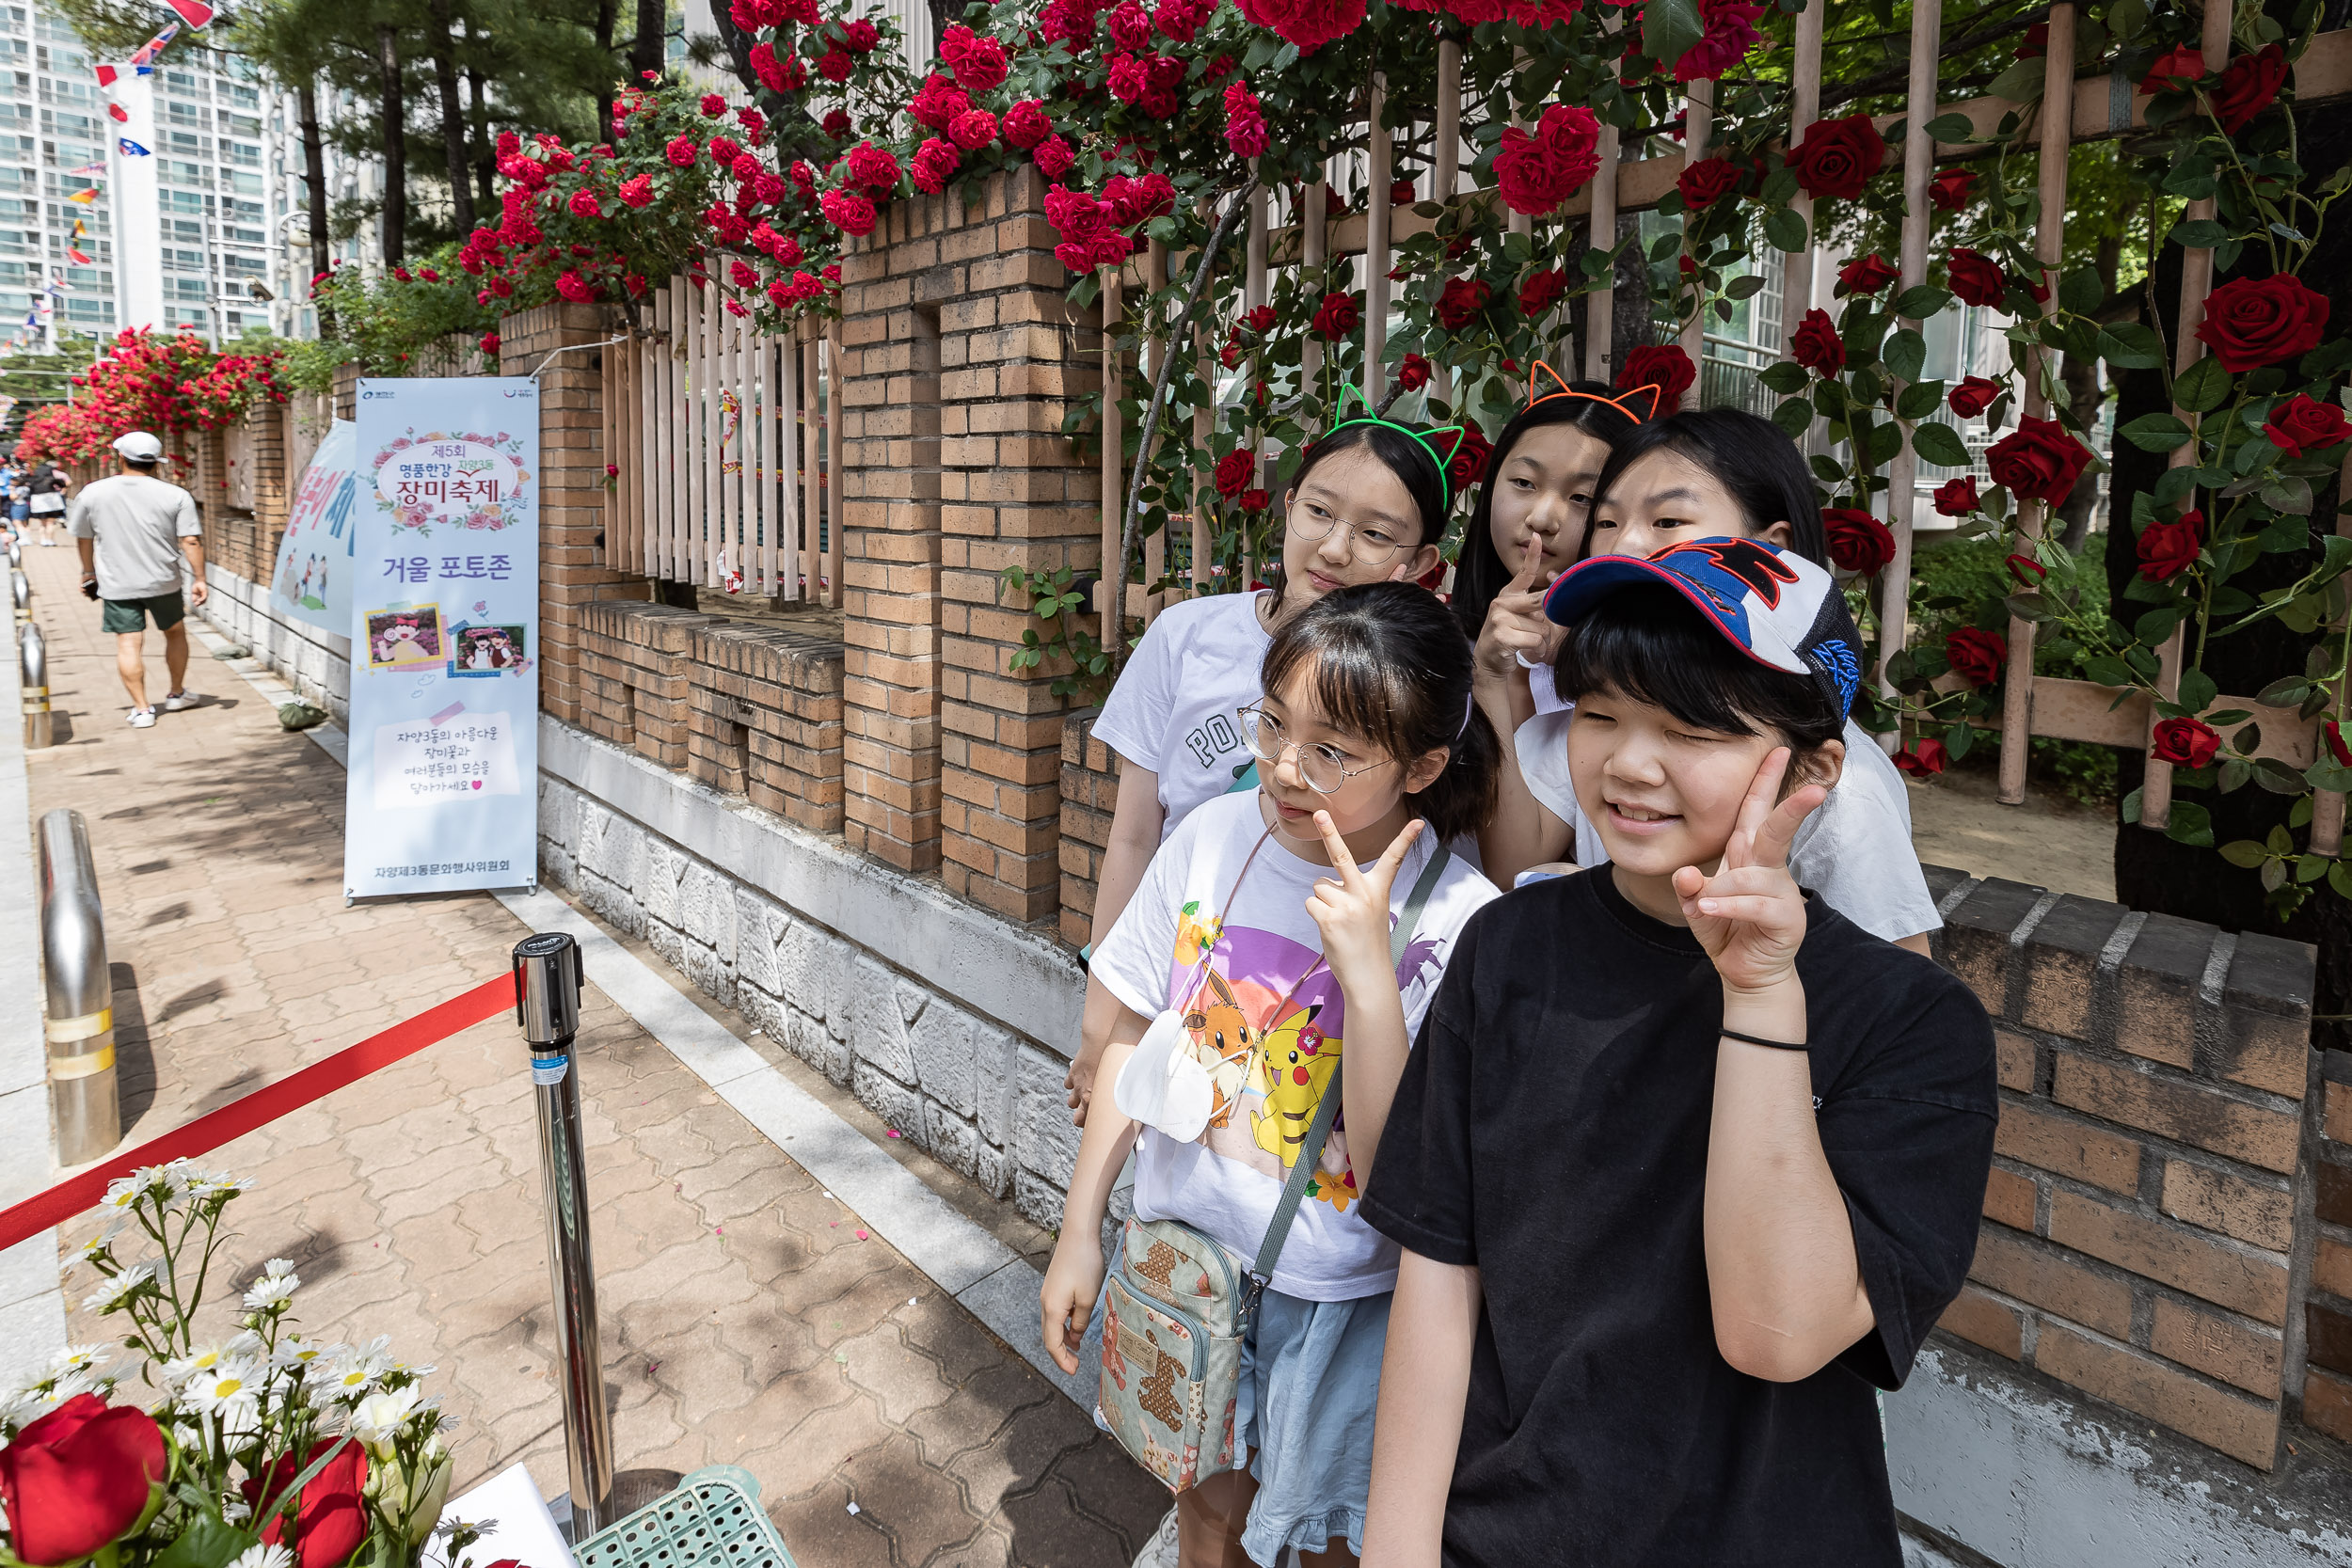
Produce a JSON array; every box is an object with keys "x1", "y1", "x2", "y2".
[{"x1": 1166, "y1": 900, "x2": 1440, "y2": 1216}]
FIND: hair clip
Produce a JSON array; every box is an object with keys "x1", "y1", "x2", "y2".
[
  {"x1": 1324, "y1": 383, "x2": 1468, "y2": 508},
  {"x1": 1523, "y1": 360, "x2": 1662, "y2": 423}
]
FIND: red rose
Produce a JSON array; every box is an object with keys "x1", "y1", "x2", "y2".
[
  {"x1": 1397, "y1": 352, "x2": 1432, "y2": 391},
  {"x1": 479, "y1": 331, "x2": 501, "y2": 355},
  {"x1": 949, "y1": 110, "x2": 998, "y2": 150},
  {"x1": 1617, "y1": 344, "x2": 1694, "y2": 409},
  {"x1": 244, "y1": 1439, "x2": 368, "y2": 1568},
  {"x1": 664, "y1": 135, "x2": 699, "y2": 167},
  {"x1": 2262, "y1": 393, "x2": 2351, "y2": 458},
  {"x1": 1033, "y1": 136, "x2": 1074, "y2": 179},
  {"x1": 1003, "y1": 101, "x2": 1052, "y2": 150},
  {"x1": 1837, "y1": 254, "x2": 1898, "y2": 296},
  {"x1": 2013, "y1": 21, "x2": 2049, "y2": 57},
  {"x1": 1223, "y1": 81, "x2": 1268, "y2": 160},
  {"x1": 700, "y1": 92, "x2": 725, "y2": 116},
  {"x1": 0, "y1": 1396, "x2": 167, "y2": 1567},
  {"x1": 2005, "y1": 553, "x2": 2045, "y2": 585},
  {"x1": 939, "y1": 23, "x2": 1009, "y2": 89},
  {"x1": 1494, "y1": 104, "x2": 1600, "y2": 216},
  {"x1": 1947, "y1": 374, "x2": 2000, "y2": 418},
  {"x1": 2327, "y1": 719, "x2": 2351, "y2": 769},
  {"x1": 1391, "y1": 177, "x2": 1417, "y2": 205},
  {"x1": 2212, "y1": 43, "x2": 2287, "y2": 134},
  {"x1": 1894, "y1": 737, "x2": 1948, "y2": 776},
  {"x1": 2137, "y1": 510, "x2": 2204, "y2": 581},
  {"x1": 847, "y1": 142, "x2": 900, "y2": 190},
  {"x1": 1822, "y1": 507, "x2": 1895, "y2": 575},
  {"x1": 1518, "y1": 269, "x2": 1567, "y2": 318},
  {"x1": 1677, "y1": 155, "x2": 1742, "y2": 211},
  {"x1": 1946, "y1": 246, "x2": 2009, "y2": 308},
  {"x1": 1245, "y1": 306, "x2": 1277, "y2": 333},
  {"x1": 1437, "y1": 277, "x2": 1492, "y2": 331},
  {"x1": 819, "y1": 187, "x2": 877, "y2": 236},
  {"x1": 2152, "y1": 717, "x2": 2221, "y2": 769},
  {"x1": 1444, "y1": 427, "x2": 1492, "y2": 490},
  {"x1": 1928, "y1": 168, "x2": 1977, "y2": 212},
  {"x1": 1233, "y1": 0, "x2": 1364, "y2": 53},
  {"x1": 821, "y1": 109, "x2": 850, "y2": 139},
  {"x1": 1785, "y1": 113, "x2": 1885, "y2": 201},
  {"x1": 1986, "y1": 416, "x2": 2091, "y2": 504},
  {"x1": 1214, "y1": 451, "x2": 1253, "y2": 498},
  {"x1": 1931, "y1": 476, "x2": 1979, "y2": 516},
  {"x1": 1675, "y1": 0, "x2": 1765, "y2": 83},
  {"x1": 2195, "y1": 275, "x2": 2330, "y2": 372},
  {"x1": 1240, "y1": 487, "x2": 1271, "y2": 513},
  {"x1": 2137, "y1": 44, "x2": 2206, "y2": 94},
  {"x1": 1946, "y1": 627, "x2": 2008, "y2": 688},
  {"x1": 1791, "y1": 308, "x2": 1844, "y2": 374},
  {"x1": 1311, "y1": 291, "x2": 1360, "y2": 339}
]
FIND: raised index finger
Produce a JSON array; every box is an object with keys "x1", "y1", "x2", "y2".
[
  {"x1": 1503, "y1": 532, "x2": 1547, "y2": 595},
  {"x1": 1312, "y1": 809, "x2": 1367, "y2": 884},
  {"x1": 1724, "y1": 747, "x2": 1790, "y2": 871}
]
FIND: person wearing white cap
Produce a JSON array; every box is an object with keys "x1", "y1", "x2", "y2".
[{"x1": 71, "y1": 430, "x2": 206, "y2": 727}]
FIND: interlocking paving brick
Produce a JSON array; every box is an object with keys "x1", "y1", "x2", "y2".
[{"x1": 24, "y1": 545, "x2": 1163, "y2": 1566}]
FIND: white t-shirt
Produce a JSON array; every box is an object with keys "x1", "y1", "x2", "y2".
[
  {"x1": 1091, "y1": 789, "x2": 1500, "y2": 1300},
  {"x1": 1514, "y1": 699, "x2": 1942, "y2": 943},
  {"x1": 1093, "y1": 590, "x2": 1274, "y2": 840},
  {"x1": 69, "y1": 473, "x2": 201, "y2": 600}
]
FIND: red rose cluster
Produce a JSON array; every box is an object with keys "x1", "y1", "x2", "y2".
[{"x1": 1494, "y1": 104, "x2": 1601, "y2": 216}]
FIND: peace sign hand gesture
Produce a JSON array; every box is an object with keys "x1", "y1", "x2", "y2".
[
  {"x1": 1473, "y1": 533, "x2": 1563, "y2": 686},
  {"x1": 1304, "y1": 811, "x2": 1425, "y2": 988},
  {"x1": 1671, "y1": 748, "x2": 1827, "y2": 998}
]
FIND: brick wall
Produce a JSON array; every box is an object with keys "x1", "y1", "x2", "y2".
[
  {"x1": 247, "y1": 402, "x2": 289, "y2": 589},
  {"x1": 2296, "y1": 1053, "x2": 2352, "y2": 1443},
  {"x1": 500, "y1": 302, "x2": 652, "y2": 723},
  {"x1": 579, "y1": 600, "x2": 712, "y2": 768},
  {"x1": 1926, "y1": 867, "x2": 2317, "y2": 1470},
  {"x1": 686, "y1": 621, "x2": 846, "y2": 832},
  {"x1": 836, "y1": 169, "x2": 1100, "y2": 916},
  {"x1": 1057, "y1": 709, "x2": 1117, "y2": 949}
]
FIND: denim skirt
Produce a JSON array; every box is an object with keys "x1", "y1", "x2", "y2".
[{"x1": 1233, "y1": 1286, "x2": 1392, "y2": 1566}]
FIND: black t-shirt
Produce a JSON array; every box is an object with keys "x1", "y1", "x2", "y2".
[{"x1": 1360, "y1": 868, "x2": 1996, "y2": 1568}]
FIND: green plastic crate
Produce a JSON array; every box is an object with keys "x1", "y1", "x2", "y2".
[{"x1": 573, "y1": 1466, "x2": 798, "y2": 1568}]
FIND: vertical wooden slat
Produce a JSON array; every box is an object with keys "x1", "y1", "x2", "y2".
[
  {"x1": 1243, "y1": 183, "x2": 1267, "y2": 587},
  {"x1": 1099, "y1": 265, "x2": 1124, "y2": 625},
  {"x1": 634, "y1": 324, "x2": 653, "y2": 577},
  {"x1": 601, "y1": 339, "x2": 617, "y2": 563},
  {"x1": 775, "y1": 333, "x2": 797, "y2": 599},
  {"x1": 1676, "y1": 79, "x2": 1713, "y2": 409},
  {"x1": 701, "y1": 279, "x2": 721, "y2": 587},
  {"x1": 717, "y1": 287, "x2": 736, "y2": 589},
  {"x1": 1365, "y1": 73, "x2": 1391, "y2": 404},
  {"x1": 1996, "y1": 0, "x2": 2076, "y2": 805},
  {"x1": 1433, "y1": 41, "x2": 1460, "y2": 407},
  {"x1": 2312, "y1": 448, "x2": 2350, "y2": 854},
  {"x1": 1143, "y1": 238, "x2": 1168, "y2": 623},
  {"x1": 1301, "y1": 176, "x2": 1328, "y2": 393},
  {"x1": 682, "y1": 279, "x2": 701, "y2": 586},
  {"x1": 1779, "y1": 0, "x2": 1824, "y2": 361},
  {"x1": 1507, "y1": 54, "x2": 1532, "y2": 242},
  {"x1": 659, "y1": 284, "x2": 680, "y2": 580},
  {"x1": 826, "y1": 318, "x2": 845, "y2": 609},
  {"x1": 1193, "y1": 272, "x2": 1213, "y2": 595},
  {"x1": 1584, "y1": 111, "x2": 1618, "y2": 383},
  {"x1": 1875, "y1": 0, "x2": 1943, "y2": 741},
  {"x1": 2140, "y1": 0, "x2": 2234, "y2": 829},
  {"x1": 802, "y1": 330, "x2": 820, "y2": 599},
  {"x1": 758, "y1": 334, "x2": 778, "y2": 596}
]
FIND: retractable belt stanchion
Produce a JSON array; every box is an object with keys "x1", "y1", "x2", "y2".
[
  {"x1": 511, "y1": 931, "x2": 612, "y2": 1539},
  {"x1": 21, "y1": 621, "x2": 48, "y2": 748},
  {"x1": 40, "y1": 808, "x2": 117, "y2": 1162}
]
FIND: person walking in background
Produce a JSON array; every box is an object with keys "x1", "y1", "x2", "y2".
[
  {"x1": 71, "y1": 431, "x2": 206, "y2": 729},
  {"x1": 28, "y1": 457, "x2": 68, "y2": 545}
]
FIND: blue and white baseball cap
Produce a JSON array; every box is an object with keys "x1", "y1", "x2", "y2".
[{"x1": 1541, "y1": 537, "x2": 1865, "y2": 721}]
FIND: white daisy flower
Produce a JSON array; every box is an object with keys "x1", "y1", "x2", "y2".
[
  {"x1": 324, "y1": 1356, "x2": 387, "y2": 1402},
  {"x1": 348, "y1": 1386, "x2": 423, "y2": 1449},
  {"x1": 49, "y1": 1344, "x2": 110, "y2": 1376},
  {"x1": 228, "y1": 1542, "x2": 292, "y2": 1568},
  {"x1": 160, "y1": 1340, "x2": 230, "y2": 1388},
  {"x1": 271, "y1": 1335, "x2": 340, "y2": 1371},
  {"x1": 183, "y1": 1359, "x2": 263, "y2": 1429},
  {"x1": 83, "y1": 1259, "x2": 159, "y2": 1313},
  {"x1": 243, "y1": 1271, "x2": 300, "y2": 1311}
]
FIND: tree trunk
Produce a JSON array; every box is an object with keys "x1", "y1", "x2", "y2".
[
  {"x1": 2057, "y1": 231, "x2": 2122, "y2": 552},
  {"x1": 628, "y1": 0, "x2": 663, "y2": 83},
  {"x1": 425, "y1": 0, "x2": 472, "y2": 235},
  {"x1": 466, "y1": 65, "x2": 494, "y2": 215},
  {"x1": 297, "y1": 81, "x2": 332, "y2": 333},
  {"x1": 594, "y1": 0, "x2": 616, "y2": 145},
  {"x1": 376, "y1": 24, "x2": 406, "y2": 264}
]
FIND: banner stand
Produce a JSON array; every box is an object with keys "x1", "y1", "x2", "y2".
[{"x1": 344, "y1": 378, "x2": 542, "y2": 902}]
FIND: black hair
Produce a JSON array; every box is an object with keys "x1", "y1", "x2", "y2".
[
  {"x1": 1264, "y1": 420, "x2": 1448, "y2": 614},
  {"x1": 1582, "y1": 408, "x2": 1827, "y2": 566},
  {"x1": 1553, "y1": 582, "x2": 1844, "y2": 761},
  {"x1": 1260, "y1": 580, "x2": 1498, "y2": 843},
  {"x1": 1451, "y1": 381, "x2": 1644, "y2": 643}
]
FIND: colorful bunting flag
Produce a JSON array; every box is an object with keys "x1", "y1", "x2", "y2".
[
  {"x1": 117, "y1": 137, "x2": 151, "y2": 156},
  {"x1": 128, "y1": 24, "x2": 177, "y2": 65},
  {"x1": 94, "y1": 62, "x2": 119, "y2": 87},
  {"x1": 108, "y1": 103, "x2": 129, "y2": 123},
  {"x1": 66, "y1": 188, "x2": 97, "y2": 204},
  {"x1": 165, "y1": 0, "x2": 213, "y2": 28},
  {"x1": 66, "y1": 162, "x2": 103, "y2": 175},
  {"x1": 67, "y1": 247, "x2": 91, "y2": 264}
]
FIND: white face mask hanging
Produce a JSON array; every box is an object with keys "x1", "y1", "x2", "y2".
[{"x1": 1114, "y1": 1007, "x2": 1216, "y2": 1142}]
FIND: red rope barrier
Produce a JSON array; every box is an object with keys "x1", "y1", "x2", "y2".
[{"x1": 0, "y1": 973, "x2": 516, "y2": 1254}]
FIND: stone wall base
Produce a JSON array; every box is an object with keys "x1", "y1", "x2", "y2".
[
  {"x1": 199, "y1": 564, "x2": 352, "y2": 721},
  {"x1": 536, "y1": 715, "x2": 1087, "y2": 1231}
]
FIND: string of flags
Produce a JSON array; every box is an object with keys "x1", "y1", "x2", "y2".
[
  {"x1": 68, "y1": 219, "x2": 91, "y2": 266},
  {"x1": 118, "y1": 137, "x2": 151, "y2": 157}
]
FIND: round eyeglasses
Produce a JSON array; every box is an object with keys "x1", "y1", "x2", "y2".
[
  {"x1": 1237, "y1": 704, "x2": 1387, "y2": 795},
  {"x1": 1285, "y1": 499, "x2": 1413, "y2": 567}
]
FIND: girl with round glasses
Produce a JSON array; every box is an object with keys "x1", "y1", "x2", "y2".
[{"x1": 1069, "y1": 412, "x2": 1457, "y2": 1127}]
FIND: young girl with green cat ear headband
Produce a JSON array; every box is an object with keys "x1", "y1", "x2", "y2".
[{"x1": 1065, "y1": 389, "x2": 1468, "y2": 1131}]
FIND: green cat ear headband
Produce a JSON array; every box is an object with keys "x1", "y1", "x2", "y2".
[{"x1": 1320, "y1": 383, "x2": 1471, "y2": 510}]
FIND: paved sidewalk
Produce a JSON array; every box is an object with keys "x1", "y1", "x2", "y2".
[{"x1": 17, "y1": 544, "x2": 1167, "y2": 1564}]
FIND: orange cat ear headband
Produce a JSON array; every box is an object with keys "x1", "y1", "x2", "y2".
[{"x1": 1523, "y1": 359, "x2": 1663, "y2": 422}]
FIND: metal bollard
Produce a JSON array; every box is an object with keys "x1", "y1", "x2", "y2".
[
  {"x1": 6, "y1": 537, "x2": 19, "y2": 568},
  {"x1": 9, "y1": 567, "x2": 25, "y2": 626},
  {"x1": 40, "y1": 809, "x2": 118, "y2": 1163},
  {"x1": 511, "y1": 932, "x2": 612, "y2": 1540},
  {"x1": 22, "y1": 622, "x2": 49, "y2": 748}
]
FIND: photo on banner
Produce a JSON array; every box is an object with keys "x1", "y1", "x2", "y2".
[
  {"x1": 267, "y1": 417, "x2": 360, "y2": 636},
  {"x1": 343, "y1": 378, "x2": 540, "y2": 900}
]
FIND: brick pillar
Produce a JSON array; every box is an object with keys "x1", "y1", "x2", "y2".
[
  {"x1": 501, "y1": 301, "x2": 651, "y2": 726},
  {"x1": 1922, "y1": 867, "x2": 2316, "y2": 1471},
  {"x1": 1058, "y1": 709, "x2": 1117, "y2": 946},
  {"x1": 249, "y1": 401, "x2": 288, "y2": 591},
  {"x1": 838, "y1": 208, "x2": 946, "y2": 871}
]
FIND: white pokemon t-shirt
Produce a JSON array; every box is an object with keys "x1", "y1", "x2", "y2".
[
  {"x1": 1092, "y1": 591, "x2": 1274, "y2": 840},
  {"x1": 1090, "y1": 790, "x2": 1499, "y2": 1300}
]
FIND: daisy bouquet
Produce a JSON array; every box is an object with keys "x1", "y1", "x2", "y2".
[{"x1": 0, "y1": 1163, "x2": 458, "y2": 1568}]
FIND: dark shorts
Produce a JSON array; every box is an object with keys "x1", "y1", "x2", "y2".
[{"x1": 102, "y1": 592, "x2": 185, "y2": 634}]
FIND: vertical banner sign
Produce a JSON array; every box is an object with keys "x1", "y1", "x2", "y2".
[
  {"x1": 344, "y1": 378, "x2": 540, "y2": 900},
  {"x1": 268, "y1": 418, "x2": 360, "y2": 636}
]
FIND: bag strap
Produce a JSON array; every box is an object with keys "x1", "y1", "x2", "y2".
[{"x1": 1248, "y1": 843, "x2": 1452, "y2": 1290}]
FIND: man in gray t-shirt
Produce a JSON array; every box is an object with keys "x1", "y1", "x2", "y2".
[{"x1": 71, "y1": 430, "x2": 206, "y2": 728}]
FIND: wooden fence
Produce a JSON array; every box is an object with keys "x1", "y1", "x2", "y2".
[
  {"x1": 1082, "y1": 11, "x2": 2352, "y2": 847},
  {"x1": 601, "y1": 270, "x2": 844, "y2": 606}
]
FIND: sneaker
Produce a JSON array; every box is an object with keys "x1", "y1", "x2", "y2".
[
  {"x1": 161, "y1": 690, "x2": 196, "y2": 711},
  {"x1": 127, "y1": 708, "x2": 155, "y2": 728}
]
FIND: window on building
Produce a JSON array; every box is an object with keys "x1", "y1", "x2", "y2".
[{"x1": 223, "y1": 224, "x2": 262, "y2": 244}]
